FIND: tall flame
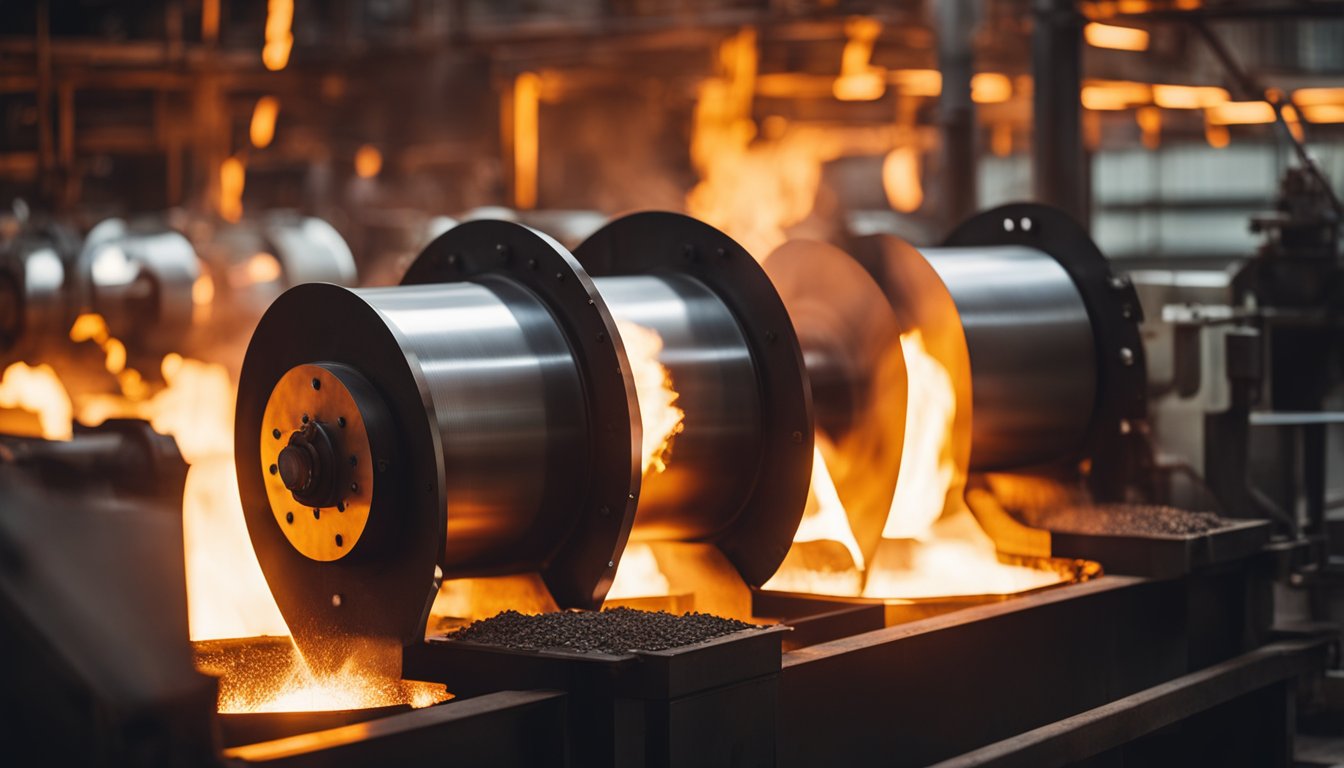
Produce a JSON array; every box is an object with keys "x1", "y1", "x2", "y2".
[
  {"x1": 618, "y1": 319, "x2": 684, "y2": 475},
  {"x1": 605, "y1": 321, "x2": 685, "y2": 600}
]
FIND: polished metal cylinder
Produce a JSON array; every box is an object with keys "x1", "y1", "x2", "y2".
[
  {"x1": 920, "y1": 244, "x2": 1097, "y2": 470},
  {"x1": 356, "y1": 281, "x2": 586, "y2": 569},
  {"x1": 596, "y1": 274, "x2": 762, "y2": 540}
]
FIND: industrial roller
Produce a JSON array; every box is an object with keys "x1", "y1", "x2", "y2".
[
  {"x1": 850, "y1": 203, "x2": 1147, "y2": 492},
  {"x1": 573, "y1": 212, "x2": 814, "y2": 588},
  {"x1": 0, "y1": 220, "x2": 79, "y2": 358},
  {"x1": 236, "y1": 221, "x2": 640, "y2": 651},
  {"x1": 76, "y1": 218, "x2": 200, "y2": 356}
]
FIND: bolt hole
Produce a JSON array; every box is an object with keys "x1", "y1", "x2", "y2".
[
  {"x1": 311, "y1": 378, "x2": 321, "y2": 390},
  {"x1": 272, "y1": 428, "x2": 281, "y2": 439},
  {"x1": 301, "y1": 413, "x2": 310, "y2": 424},
  {"x1": 285, "y1": 511, "x2": 294, "y2": 524},
  {"x1": 349, "y1": 454, "x2": 358, "y2": 466},
  {"x1": 269, "y1": 463, "x2": 278, "y2": 475},
  {"x1": 335, "y1": 534, "x2": 344, "y2": 547},
  {"x1": 313, "y1": 508, "x2": 321, "y2": 520},
  {"x1": 337, "y1": 501, "x2": 345, "y2": 512},
  {"x1": 337, "y1": 416, "x2": 346, "y2": 428}
]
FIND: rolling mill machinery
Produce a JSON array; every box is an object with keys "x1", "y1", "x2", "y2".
[{"x1": 0, "y1": 202, "x2": 1330, "y2": 766}]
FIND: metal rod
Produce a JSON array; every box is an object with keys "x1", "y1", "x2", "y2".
[
  {"x1": 936, "y1": 0, "x2": 978, "y2": 231},
  {"x1": 1030, "y1": 0, "x2": 1088, "y2": 225}
]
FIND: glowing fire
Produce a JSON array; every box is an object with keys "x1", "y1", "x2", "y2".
[
  {"x1": 0, "y1": 362, "x2": 73, "y2": 440},
  {"x1": 55, "y1": 314, "x2": 438, "y2": 711},
  {"x1": 606, "y1": 320, "x2": 685, "y2": 600},
  {"x1": 617, "y1": 319, "x2": 684, "y2": 474},
  {"x1": 263, "y1": 0, "x2": 294, "y2": 71},
  {"x1": 686, "y1": 28, "x2": 921, "y2": 259},
  {"x1": 217, "y1": 642, "x2": 449, "y2": 714},
  {"x1": 769, "y1": 330, "x2": 1065, "y2": 599}
]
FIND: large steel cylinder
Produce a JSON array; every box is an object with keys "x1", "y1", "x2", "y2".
[
  {"x1": 852, "y1": 203, "x2": 1146, "y2": 477},
  {"x1": 236, "y1": 221, "x2": 639, "y2": 648},
  {"x1": 919, "y1": 244, "x2": 1096, "y2": 469},
  {"x1": 576, "y1": 212, "x2": 813, "y2": 587}
]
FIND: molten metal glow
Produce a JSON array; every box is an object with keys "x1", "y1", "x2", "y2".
[
  {"x1": 618, "y1": 320, "x2": 685, "y2": 475},
  {"x1": 220, "y1": 156, "x2": 245, "y2": 223},
  {"x1": 72, "y1": 342, "x2": 289, "y2": 641},
  {"x1": 250, "y1": 96, "x2": 281, "y2": 149},
  {"x1": 263, "y1": 0, "x2": 294, "y2": 71},
  {"x1": 217, "y1": 639, "x2": 449, "y2": 714},
  {"x1": 0, "y1": 362, "x2": 73, "y2": 440},
  {"x1": 1302, "y1": 104, "x2": 1344, "y2": 124},
  {"x1": 1084, "y1": 22, "x2": 1150, "y2": 51},
  {"x1": 881, "y1": 146, "x2": 923, "y2": 213},
  {"x1": 354, "y1": 144, "x2": 382, "y2": 180},
  {"x1": 513, "y1": 73, "x2": 541, "y2": 209},
  {"x1": 607, "y1": 543, "x2": 672, "y2": 600}
]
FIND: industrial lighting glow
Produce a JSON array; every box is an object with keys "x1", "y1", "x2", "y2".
[
  {"x1": 1294, "y1": 88, "x2": 1344, "y2": 107},
  {"x1": 1081, "y1": 80, "x2": 1151, "y2": 111},
  {"x1": 513, "y1": 72, "x2": 541, "y2": 210},
  {"x1": 833, "y1": 16, "x2": 886, "y2": 102},
  {"x1": 891, "y1": 69, "x2": 942, "y2": 98},
  {"x1": 971, "y1": 73, "x2": 1012, "y2": 104},
  {"x1": 263, "y1": 0, "x2": 294, "y2": 71},
  {"x1": 1136, "y1": 106, "x2": 1161, "y2": 149},
  {"x1": 1084, "y1": 22, "x2": 1150, "y2": 51},
  {"x1": 219, "y1": 157, "x2": 245, "y2": 223},
  {"x1": 1152, "y1": 84, "x2": 1228, "y2": 109},
  {"x1": 249, "y1": 96, "x2": 280, "y2": 149},
  {"x1": 1206, "y1": 100, "x2": 1276, "y2": 125},
  {"x1": 1302, "y1": 104, "x2": 1344, "y2": 124},
  {"x1": 354, "y1": 144, "x2": 382, "y2": 179}
]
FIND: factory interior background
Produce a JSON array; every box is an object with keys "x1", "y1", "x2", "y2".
[{"x1": 1, "y1": 1, "x2": 1344, "y2": 766}]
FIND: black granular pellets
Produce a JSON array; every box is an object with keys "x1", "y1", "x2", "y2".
[
  {"x1": 446, "y1": 607, "x2": 761, "y2": 653},
  {"x1": 1020, "y1": 503, "x2": 1227, "y2": 537}
]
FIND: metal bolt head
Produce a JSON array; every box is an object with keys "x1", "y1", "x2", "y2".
[
  {"x1": 331, "y1": 594, "x2": 343, "y2": 607},
  {"x1": 1119, "y1": 419, "x2": 1132, "y2": 435},
  {"x1": 791, "y1": 430, "x2": 803, "y2": 443},
  {"x1": 1119, "y1": 347, "x2": 1135, "y2": 366}
]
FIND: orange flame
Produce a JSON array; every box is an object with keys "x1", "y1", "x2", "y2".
[
  {"x1": 618, "y1": 319, "x2": 685, "y2": 475},
  {"x1": 833, "y1": 17, "x2": 886, "y2": 102}
]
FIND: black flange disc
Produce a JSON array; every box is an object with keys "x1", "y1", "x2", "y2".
[{"x1": 237, "y1": 283, "x2": 444, "y2": 651}]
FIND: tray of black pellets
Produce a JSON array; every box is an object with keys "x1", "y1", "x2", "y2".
[
  {"x1": 1014, "y1": 504, "x2": 1272, "y2": 578},
  {"x1": 405, "y1": 607, "x2": 788, "y2": 701}
]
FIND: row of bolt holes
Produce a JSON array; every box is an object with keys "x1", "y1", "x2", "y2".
[{"x1": 268, "y1": 377, "x2": 356, "y2": 549}]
